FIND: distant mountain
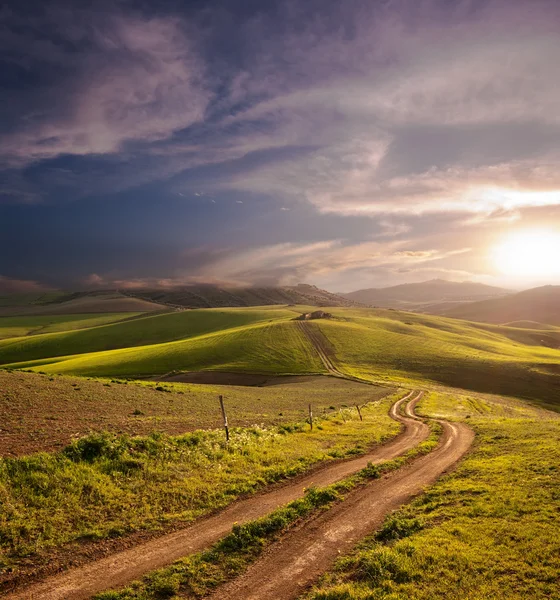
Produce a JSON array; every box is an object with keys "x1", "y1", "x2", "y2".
[
  {"x1": 441, "y1": 285, "x2": 560, "y2": 326},
  {"x1": 126, "y1": 284, "x2": 359, "y2": 309},
  {"x1": 343, "y1": 279, "x2": 511, "y2": 311}
]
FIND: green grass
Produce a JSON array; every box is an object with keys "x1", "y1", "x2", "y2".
[
  {"x1": 1, "y1": 305, "x2": 558, "y2": 409},
  {"x1": 303, "y1": 391, "x2": 560, "y2": 600},
  {"x1": 1, "y1": 306, "x2": 558, "y2": 410},
  {"x1": 4, "y1": 319, "x2": 324, "y2": 377},
  {"x1": 92, "y1": 425, "x2": 441, "y2": 600},
  {"x1": 0, "y1": 313, "x2": 144, "y2": 339},
  {"x1": 0, "y1": 308, "x2": 294, "y2": 366},
  {"x1": 0, "y1": 393, "x2": 401, "y2": 569},
  {"x1": 312, "y1": 308, "x2": 560, "y2": 410}
]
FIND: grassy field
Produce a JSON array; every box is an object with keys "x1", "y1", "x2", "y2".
[
  {"x1": 311, "y1": 308, "x2": 560, "y2": 410},
  {"x1": 92, "y1": 428, "x2": 442, "y2": 600},
  {"x1": 0, "y1": 303, "x2": 559, "y2": 597},
  {"x1": 0, "y1": 307, "x2": 296, "y2": 366},
  {"x1": 304, "y1": 390, "x2": 560, "y2": 600},
  {"x1": 0, "y1": 306, "x2": 558, "y2": 411},
  {"x1": 3, "y1": 320, "x2": 324, "y2": 377},
  {"x1": 0, "y1": 313, "x2": 145, "y2": 339},
  {"x1": 0, "y1": 370, "x2": 391, "y2": 456},
  {"x1": 0, "y1": 390, "x2": 400, "y2": 570}
]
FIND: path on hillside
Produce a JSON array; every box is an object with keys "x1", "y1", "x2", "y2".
[
  {"x1": 209, "y1": 418, "x2": 474, "y2": 600},
  {"x1": 296, "y1": 320, "x2": 342, "y2": 376},
  {"x1": 6, "y1": 392, "x2": 428, "y2": 600}
]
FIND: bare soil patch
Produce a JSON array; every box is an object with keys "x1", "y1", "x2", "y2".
[
  {"x1": 0, "y1": 371, "x2": 391, "y2": 456},
  {"x1": 156, "y1": 372, "x2": 319, "y2": 386}
]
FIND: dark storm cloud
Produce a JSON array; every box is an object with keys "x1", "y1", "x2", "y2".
[{"x1": 0, "y1": 0, "x2": 559, "y2": 289}]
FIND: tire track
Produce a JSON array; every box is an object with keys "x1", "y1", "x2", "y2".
[
  {"x1": 209, "y1": 414, "x2": 474, "y2": 600},
  {"x1": 6, "y1": 393, "x2": 428, "y2": 600},
  {"x1": 295, "y1": 321, "x2": 342, "y2": 376}
]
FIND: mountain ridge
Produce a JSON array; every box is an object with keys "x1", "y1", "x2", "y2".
[{"x1": 342, "y1": 279, "x2": 511, "y2": 310}]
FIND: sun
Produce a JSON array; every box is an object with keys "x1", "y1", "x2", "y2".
[{"x1": 492, "y1": 230, "x2": 560, "y2": 279}]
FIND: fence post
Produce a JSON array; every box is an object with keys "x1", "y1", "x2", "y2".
[
  {"x1": 355, "y1": 404, "x2": 363, "y2": 421},
  {"x1": 308, "y1": 403, "x2": 313, "y2": 431},
  {"x1": 219, "y1": 395, "x2": 230, "y2": 442}
]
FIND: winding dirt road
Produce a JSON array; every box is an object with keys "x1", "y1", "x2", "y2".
[
  {"x1": 209, "y1": 418, "x2": 474, "y2": 600},
  {"x1": 6, "y1": 392, "x2": 427, "y2": 600}
]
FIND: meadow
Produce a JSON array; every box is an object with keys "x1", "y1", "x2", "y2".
[
  {"x1": 304, "y1": 390, "x2": 560, "y2": 600},
  {"x1": 0, "y1": 313, "x2": 144, "y2": 339},
  {"x1": 0, "y1": 391, "x2": 400, "y2": 573},
  {"x1": 312, "y1": 308, "x2": 560, "y2": 410},
  {"x1": 1, "y1": 306, "x2": 559, "y2": 411},
  {"x1": 1, "y1": 303, "x2": 559, "y2": 598}
]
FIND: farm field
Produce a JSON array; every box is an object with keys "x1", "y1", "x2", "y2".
[
  {"x1": 0, "y1": 313, "x2": 145, "y2": 339},
  {"x1": 0, "y1": 370, "x2": 391, "y2": 456},
  {"x1": 304, "y1": 390, "x2": 560, "y2": 600},
  {"x1": 310, "y1": 308, "x2": 560, "y2": 410},
  {"x1": 1, "y1": 305, "x2": 559, "y2": 410},
  {"x1": 0, "y1": 304, "x2": 559, "y2": 598}
]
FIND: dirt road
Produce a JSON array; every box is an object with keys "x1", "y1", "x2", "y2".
[
  {"x1": 209, "y1": 419, "x2": 474, "y2": 600},
  {"x1": 6, "y1": 392, "x2": 427, "y2": 600}
]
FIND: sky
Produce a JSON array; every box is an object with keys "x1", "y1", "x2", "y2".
[{"x1": 1, "y1": 0, "x2": 560, "y2": 294}]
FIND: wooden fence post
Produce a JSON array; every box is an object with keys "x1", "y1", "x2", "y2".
[
  {"x1": 219, "y1": 395, "x2": 230, "y2": 442},
  {"x1": 308, "y1": 403, "x2": 313, "y2": 431},
  {"x1": 355, "y1": 404, "x2": 363, "y2": 421}
]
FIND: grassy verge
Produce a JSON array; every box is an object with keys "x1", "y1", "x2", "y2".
[
  {"x1": 0, "y1": 393, "x2": 403, "y2": 571},
  {"x1": 92, "y1": 425, "x2": 441, "y2": 599},
  {"x1": 302, "y1": 391, "x2": 560, "y2": 600}
]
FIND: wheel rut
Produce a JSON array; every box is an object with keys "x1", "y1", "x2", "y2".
[
  {"x1": 209, "y1": 414, "x2": 474, "y2": 600},
  {"x1": 5, "y1": 392, "x2": 427, "y2": 600}
]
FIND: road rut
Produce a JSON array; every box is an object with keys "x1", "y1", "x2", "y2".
[
  {"x1": 209, "y1": 418, "x2": 474, "y2": 600},
  {"x1": 6, "y1": 392, "x2": 427, "y2": 600}
]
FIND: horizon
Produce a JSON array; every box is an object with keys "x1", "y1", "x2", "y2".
[
  {"x1": 3, "y1": 276, "x2": 558, "y2": 297},
  {"x1": 1, "y1": 0, "x2": 560, "y2": 293}
]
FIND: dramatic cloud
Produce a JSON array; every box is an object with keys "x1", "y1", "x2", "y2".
[
  {"x1": 1, "y1": 0, "x2": 559, "y2": 289},
  {"x1": 0, "y1": 8, "x2": 208, "y2": 166}
]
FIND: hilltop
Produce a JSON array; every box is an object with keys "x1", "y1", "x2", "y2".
[
  {"x1": 0, "y1": 285, "x2": 357, "y2": 317},
  {"x1": 125, "y1": 284, "x2": 358, "y2": 309},
  {"x1": 343, "y1": 279, "x2": 509, "y2": 311},
  {"x1": 441, "y1": 285, "x2": 560, "y2": 326},
  {"x1": 1, "y1": 304, "x2": 558, "y2": 410}
]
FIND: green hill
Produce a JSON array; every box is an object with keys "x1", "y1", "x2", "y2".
[
  {"x1": 0, "y1": 307, "x2": 294, "y2": 366},
  {"x1": 1, "y1": 305, "x2": 559, "y2": 410},
  {"x1": 306, "y1": 308, "x2": 560, "y2": 409}
]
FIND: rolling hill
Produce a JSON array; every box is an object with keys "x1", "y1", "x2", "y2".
[
  {"x1": 0, "y1": 291, "x2": 168, "y2": 316},
  {"x1": 440, "y1": 285, "x2": 560, "y2": 326},
  {"x1": 343, "y1": 279, "x2": 510, "y2": 311},
  {"x1": 1, "y1": 304, "x2": 559, "y2": 410},
  {"x1": 125, "y1": 284, "x2": 358, "y2": 309}
]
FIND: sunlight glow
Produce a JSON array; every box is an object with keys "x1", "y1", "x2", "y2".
[{"x1": 492, "y1": 230, "x2": 560, "y2": 279}]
